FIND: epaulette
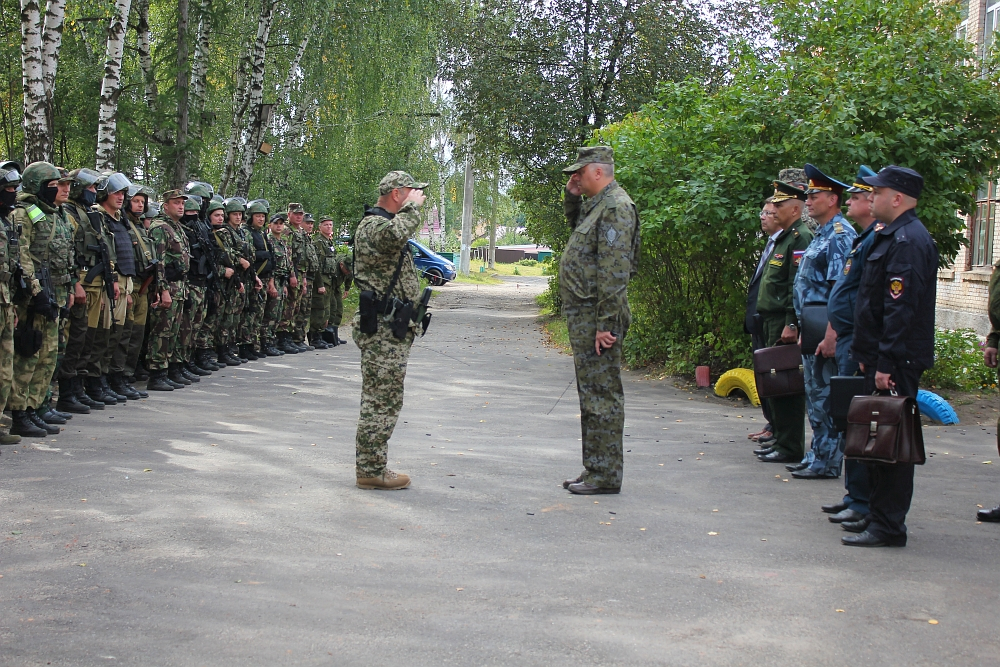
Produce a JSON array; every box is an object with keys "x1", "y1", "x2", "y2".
[
  {"x1": 893, "y1": 225, "x2": 909, "y2": 243},
  {"x1": 792, "y1": 229, "x2": 800, "y2": 237},
  {"x1": 833, "y1": 222, "x2": 844, "y2": 234}
]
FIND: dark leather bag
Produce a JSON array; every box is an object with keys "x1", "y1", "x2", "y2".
[
  {"x1": 799, "y1": 303, "x2": 828, "y2": 355},
  {"x1": 844, "y1": 393, "x2": 926, "y2": 465},
  {"x1": 830, "y1": 376, "x2": 866, "y2": 432},
  {"x1": 753, "y1": 343, "x2": 805, "y2": 399}
]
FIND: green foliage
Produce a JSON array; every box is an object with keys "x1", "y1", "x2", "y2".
[
  {"x1": 599, "y1": 0, "x2": 1000, "y2": 371},
  {"x1": 923, "y1": 329, "x2": 998, "y2": 393},
  {"x1": 516, "y1": 258, "x2": 537, "y2": 266}
]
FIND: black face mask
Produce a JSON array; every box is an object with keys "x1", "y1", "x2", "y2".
[
  {"x1": 0, "y1": 189, "x2": 16, "y2": 208},
  {"x1": 39, "y1": 185, "x2": 59, "y2": 207},
  {"x1": 79, "y1": 189, "x2": 97, "y2": 206}
]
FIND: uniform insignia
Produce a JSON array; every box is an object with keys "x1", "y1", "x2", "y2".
[
  {"x1": 874, "y1": 222, "x2": 885, "y2": 232},
  {"x1": 793, "y1": 250, "x2": 805, "y2": 266},
  {"x1": 604, "y1": 227, "x2": 619, "y2": 246},
  {"x1": 844, "y1": 258, "x2": 852, "y2": 275},
  {"x1": 889, "y1": 276, "x2": 904, "y2": 299},
  {"x1": 768, "y1": 259, "x2": 782, "y2": 267},
  {"x1": 834, "y1": 222, "x2": 844, "y2": 233},
  {"x1": 773, "y1": 254, "x2": 783, "y2": 260}
]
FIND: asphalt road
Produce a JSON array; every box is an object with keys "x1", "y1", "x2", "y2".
[{"x1": 2, "y1": 276, "x2": 999, "y2": 666}]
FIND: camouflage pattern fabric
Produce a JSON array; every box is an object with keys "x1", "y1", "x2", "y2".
[
  {"x1": 146, "y1": 296, "x2": 183, "y2": 370},
  {"x1": 10, "y1": 285, "x2": 67, "y2": 410},
  {"x1": 310, "y1": 233, "x2": 337, "y2": 331},
  {"x1": 242, "y1": 288, "x2": 265, "y2": 349},
  {"x1": 263, "y1": 278, "x2": 287, "y2": 346},
  {"x1": 331, "y1": 245, "x2": 354, "y2": 326},
  {"x1": 146, "y1": 215, "x2": 190, "y2": 369},
  {"x1": 182, "y1": 284, "x2": 208, "y2": 354},
  {"x1": 351, "y1": 200, "x2": 423, "y2": 477},
  {"x1": 0, "y1": 304, "x2": 13, "y2": 411},
  {"x1": 124, "y1": 286, "x2": 150, "y2": 377},
  {"x1": 558, "y1": 180, "x2": 639, "y2": 489},
  {"x1": 266, "y1": 231, "x2": 292, "y2": 345}
]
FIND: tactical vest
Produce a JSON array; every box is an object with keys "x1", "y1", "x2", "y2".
[{"x1": 18, "y1": 202, "x2": 74, "y2": 285}]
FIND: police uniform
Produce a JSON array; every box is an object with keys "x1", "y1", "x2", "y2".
[
  {"x1": 755, "y1": 180, "x2": 813, "y2": 462},
  {"x1": 352, "y1": 171, "x2": 429, "y2": 490},
  {"x1": 791, "y1": 165, "x2": 857, "y2": 479},
  {"x1": 825, "y1": 165, "x2": 881, "y2": 519},
  {"x1": 558, "y1": 147, "x2": 640, "y2": 494},
  {"x1": 846, "y1": 166, "x2": 937, "y2": 547}
]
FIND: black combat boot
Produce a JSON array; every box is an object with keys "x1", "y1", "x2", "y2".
[
  {"x1": 186, "y1": 359, "x2": 211, "y2": 377},
  {"x1": 134, "y1": 364, "x2": 150, "y2": 381},
  {"x1": 101, "y1": 374, "x2": 127, "y2": 403},
  {"x1": 310, "y1": 332, "x2": 330, "y2": 349},
  {"x1": 233, "y1": 345, "x2": 248, "y2": 363},
  {"x1": 180, "y1": 362, "x2": 201, "y2": 382},
  {"x1": 321, "y1": 327, "x2": 336, "y2": 345},
  {"x1": 109, "y1": 372, "x2": 142, "y2": 400},
  {"x1": 56, "y1": 377, "x2": 91, "y2": 414},
  {"x1": 297, "y1": 337, "x2": 314, "y2": 352},
  {"x1": 10, "y1": 410, "x2": 47, "y2": 437},
  {"x1": 336, "y1": 326, "x2": 347, "y2": 345},
  {"x1": 38, "y1": 397, "x2": 73, "y2": 421},
  {"x1": 74, "y1": 377, "x2": 104, "y2": 410},
  {"x1": 28, "y1": 409, "x2": 60, "y2": 434},
  {"x1": 216, "y1": 346, "x2": 238, "y2": 366},
  {"x1": 146, "y1": 370, "x2": 174, "y2": 391},
  {"x1": 244, "y1": 345, "x2": 261, "y2": 361},
  {"x1": 197, "y1": 349, "x2": 222, "y2": 371},
  {"x1": 279, "y1": 333, "x2": 299, "y2": 354},
  {"x1": 86, "y1": 376, "x2": 117, "y2": 405},
  {"x1": 168, "y1": 363, "x2": 192, "y2": 386},
  {"x1": 34, "y1": 403, "x2": 67, "y2": 424}
]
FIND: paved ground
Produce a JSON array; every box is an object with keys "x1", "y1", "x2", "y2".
[{"x1": 2, "y1": 276, "x2": 999, "y2": 666}]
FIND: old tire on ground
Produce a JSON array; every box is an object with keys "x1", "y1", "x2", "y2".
[
  {"x1": 917, "y1": 389, "x2": 960, "y2": 425},
  {"x1": 714, "y1": 368, "x2": 760, "y2": 407}
]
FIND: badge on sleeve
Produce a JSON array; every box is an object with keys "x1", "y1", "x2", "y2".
[
  {"x1": 889, "y1": 276, "x2": 904, "y2": 299},
  {"x1": 844, "y1": 258, "x2": 852, "y2": 275},
  {"x1": 793, "y1": 250, "x2": 805, "y2": 266},
  {"x1": 605, "y1": 227, "x2": 619, "y2": 246}
]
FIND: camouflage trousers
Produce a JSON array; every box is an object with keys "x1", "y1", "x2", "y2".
[
  {"x1": 242, "y1": 287, "x2": 266, "y2": 348},
  {"x1": 195, "y1": 285, "x2": 221, "y2": 350},
  {"x1": 146, "y1": 282, "x2": 185, "y2": 370},
  {"x1": 292, "y1": 280, "x2": 313, "y2": 341},
  {"x1": 278, "y1": 279, "x2": 306, "y2": 337},
  {"x1": 353, "y1": 313, "x2": 414, "y2": 477},
  {"x1": 801, "y1": 353, "x2": 842, "y2": 477},
  {"x1": 310, "y1": 276, "x2": 332, "y2": 331},
  {"x1": 0, "y1": 303, "x2": 14, "y2": 412},
  {"x1": 564, "y1": 304, "x2": 625, "y2": 489},
  {"x1": 181, "y1": 283, "x2": 208, "y2": 357},
  {"x1": 263, "y1": 278, "x2": 287, "y2": 346},
  {"x1": 124, "y1": 281, "x2": 150, "y2": 376},
  {"x1": 214, "y1": 280, "x2": 244, "y2": 348},
  {"x1": 10, "y1": 285, "x2": 68, "y2": 410}
]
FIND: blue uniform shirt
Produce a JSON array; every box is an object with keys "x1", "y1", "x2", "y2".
[
  {"x1": 793, "y1": 212, "x2": 857, "y2": 317},
  {"x1": 827, "y1": 221, "x2": 883, "y2": 337}
]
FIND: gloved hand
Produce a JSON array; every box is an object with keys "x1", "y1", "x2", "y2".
[{"x1": 30, "y1": 291, "x2": 59, "y2": 322}]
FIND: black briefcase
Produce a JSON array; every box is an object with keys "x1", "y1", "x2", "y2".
[
  {"x1": 830, "y1": 375, "x2": 866, "y2": 433},
  {"x1": 799, "y1": 303, "x2": 828, "y2": 356}
]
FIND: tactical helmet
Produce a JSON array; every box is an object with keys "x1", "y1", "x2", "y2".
[
  {"x1": 211, "y1": 193, "x2": 224, "y2": 204},
  {"x1": 184, "y1": 194, "x2": 203, "y2": 212},
  {"x1": 182, "y1": 181, "x2": 214, "y2": 199},
  {"x1": 68, "y1": 168, "x2": 102, "y2": 200},
  {"x1": 246, "y1": 199, "x2": 270, "y2": 216},
  {"x1": 125, "y1": 183, "x2": 155, "y2": 214},
  {"x1": 207, "y1": 198, "x2": 226, "y2": 214},
  {"x1": 144, "y1": 201, "x2": 161, "y2": 220},
  {"x1": 95, "y1": 172, "x2": 132, "y2": 203},
  {"x1": 0, "y1": 160, "x2": 23, "y2": 175},
  {"x1": 224, "y1": 197, "x2": 247, "y2": 214},
  {"x1": 0, "y1": 165, "x2": 22, "y2": 189},
  {"x1": 20, "y1": 161, "x2": 62, "y2": 197}
]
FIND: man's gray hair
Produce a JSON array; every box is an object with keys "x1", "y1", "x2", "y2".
[{"x1": 593, "y1": 162, "x2": 614, "y2": 177}]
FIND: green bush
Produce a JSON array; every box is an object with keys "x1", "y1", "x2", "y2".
[
  {"x1": 517, "y1": 258, "x2": 538, "y2": 266},
  {"x1": 923, "y1": 329, "x2": 998, "y2": 393}
]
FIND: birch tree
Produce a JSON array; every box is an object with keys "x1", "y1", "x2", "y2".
[
  {"x1": 20, "y1": 0, "x2": 65, "y2": 163},
  {"x1": 95, "y1": 0, "x2": 133, "y2": 171}
]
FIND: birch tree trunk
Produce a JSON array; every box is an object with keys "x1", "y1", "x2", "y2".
[
  {"x1": 136, "y1": 0, "x2": 158, "y2": 112},
  {"x1": 232, "y1": 0, "x2": 278, "y2": 197},
  {"x1": 40, "y1": 0, "x2": 65, "y2": 151},
  {"x1": 190, "y1": 0, "x2": 212, "y2": 124},
  {"x1": 173, "y1": 0, "x2": 191, "y2": 186},
  {"x1": 94, "y1": 0, "x2": 132, "y2": 171},
  {"x1": 20, "y1": 0, "x2": 47, "y2": 163}
]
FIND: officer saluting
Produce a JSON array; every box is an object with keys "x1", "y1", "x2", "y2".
[{"x1": 846, "y1": 165, "x2": 937, "y2": 548}]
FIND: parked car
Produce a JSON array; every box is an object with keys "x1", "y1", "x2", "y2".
[{"x1": 408, "y1": 239, "x2": 457, "y2": 286}]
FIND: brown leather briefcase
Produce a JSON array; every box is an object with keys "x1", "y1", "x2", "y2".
[
  {"x1": 844, "y1": 393, "x2": 926, "y2": 465},
  {"x1": 753, "y1": 344, "x2": 805, "y2": 399}
]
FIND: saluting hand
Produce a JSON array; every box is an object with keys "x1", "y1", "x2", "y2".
[{"x1": 566, "y1": 173, "x2": 583, "y2": 196}]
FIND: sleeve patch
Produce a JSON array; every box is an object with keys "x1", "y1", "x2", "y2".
[
  {"x1": 843, "y1": 258, "x2": 852, "y2": 275},
  {"x1": 604, "y1": 227, "x2": 619, "y2": 246},
  {"x1": 792, "y1": 250, "x2": 805, "y2": 266},
  {"x1": 889, "y1": 276, "x2": 904, "y2": 299}
]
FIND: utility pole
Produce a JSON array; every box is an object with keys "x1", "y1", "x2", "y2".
[
  {"x1": 488, "y1": 170, "x2": 497, "y2": 269},
  {"x1": 460, "y1": 134, "x2": 474, "y2": 276}
]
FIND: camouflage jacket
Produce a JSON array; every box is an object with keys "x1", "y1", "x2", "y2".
[
  {"x1": 289, "y1": 226, "x2": 318, "y2": 277},
  {"x1": 792, "y1": 212, "x2": 856, "y2": 318},
  {"x1": 147, "y1": 214, "x2": 191, "y2": 295},
  {"x1": 11, "y1": 192, "x2": 76, "y2": 296},
  {"x1": 559, "y1": 181, "x2": 640, "y2": 332},
  {"x1": 268, "y1": 231, "x2": 293, "y2": 279},
  {"x1": 126, "y1": 211, "x2": 158, "y2": 278},
  {"x1": 312, "y1": 233, "x2": 339, "y2": 276},
  {"x1": 335, "y1": 244, "x2": 354, "y2": 289},
  {"x1": 353, "y1": 203, "x2": 420, "y2": 303},
  {"x1": 64, "y1": 199, "x2": 117, "y2": 285},
  {"x1": 0, "y1": 209, "x2": 19, "y2": 304}
]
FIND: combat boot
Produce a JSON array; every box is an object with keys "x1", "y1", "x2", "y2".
[
  {"x1": 279, "y1": 333, "x2": 299, "y2": 354},
  {"x1": 28, "y1": 409, "x2": 60, "y2": 434},
  {"x1": 74, "y1": 377, "x2": 104, "y2": 410},
  {"x1": 264, "y1": 344, "x2": 282, "y2": 357},
  {"x1": 56, "y1": 377, "x2": 90, "y2": 414},
  {"x1": 168, "y1": 363, "x2": 192, "y2": 386},
  {"x1": 356, "y1": 469, "x2": 411, "y2": 490},
  {"x1": 310, "y1": 332, "x2": 330, "y2": 349},
  {"x1": 180, "y1": 363, "x2": 201, "y2": 382},
  {"x1": 186, "y1": 359, "x2": 211, "y2": 377},
  {"x1": 86, "y1": 376, "x2": 117, "y2": 406},
  {"x1": 146, "y1": 370, "x2": 174, "y2": 391},
  {"x1": 336, "y1": 326, "x2": 347, "y2": 345},
  {"x1": 134, "y1": 364, "x2": 150, "y2": 381},
  {"x1": 200, "y1": 349, "x2": 223, "y2": 370},
  {"x1": 0, "y1": 431, "x2": 21, "y2": 444},
  {"x1": 101, "y1": 374, "x2": 127, "y2": 403},
  {"x1": 109, "y1": 372, "x2": 142, "y2": 400},
  {"x1": 10, "y1": 410, "x2": 47, "y2": 437},
  {"x1": 217, "y1": 346, "x2": 239, "y2": 366},
  {"x1": 297, "y1": 337, "x2": 314, "y2": 352},
  {"x1": 35, "y1": 400, "x2": 69, "y2": 424},
  {"x1": 244, "y1": 345, "x2": 261, "y2": 361},
  {"x1": 128, "y1": 378, "x2": 148, "y2": 399}
]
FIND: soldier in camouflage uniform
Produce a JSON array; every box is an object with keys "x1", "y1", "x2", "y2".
[
  {"x1": 0, "y1": 165, "x2": 24, "y2": 446},
  {"x1": 219, "y1": 198, "x2": 257, "y2": 364},
  {"x1": 264, "y1": 215, "x2": 292, "y2": 352},
  {"x1": 145, "y1": 190, "x2": 191, "y2": 391},
  {"x1": 352, "y1": 171, "x2": 429, "y2": 490},
  {"x1": 980, "y1": 257, "x2": 1000, "y2": 523},
  {"x1": 245, "y1": 200, "x2": 273, "y2": 358},
  {"x1": 278, "y1": 203, "x2": 313, "y2": 353},
  {"x1": 203, "y1": 198, "x2": 237, "y2": 368},
  {"x1": 309, "y1": 215, "x2": 337, "y2": 348},
  {"x1": 330, "y1": 238, "x2": 353, "y2": 345},
  {"x1": 790, "y1": 164, "x2": 857, "y2": 480},
  {"x1": 7, "y1": 162, "x2": 76, "y2": 437},
  {"x1": 293, "y1": 209, "x2": 319, "y2": 349},
  {"x1": 558, "y1": 147, "x2": 640, "y2": 495},
  {"x1": 122, "y1": 184, "x2": 158, "y2": 389}
]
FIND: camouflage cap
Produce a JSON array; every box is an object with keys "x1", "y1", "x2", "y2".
[
  {"x1": 319, "y1": 215, "x2": 334, "y2": 223},
  {"x1": 160, "y1": 189, "x2": 188, "y2": 202},
  {"x1": 563, "y1": 146, "x2": 614, "y2": 173},
  {"x1": 378, "y1": 171, "x2": 428, "y2": 195},
  {"x1": 288, "y1": 202, "x2": 304, "y2": 213},
  {"x1": 777, "y1": 167, "x2": 808, "y2": 191}
]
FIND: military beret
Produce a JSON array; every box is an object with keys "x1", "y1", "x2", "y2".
[
  {"x1": 563, "y1": 146, "x2": 614, "y2": 173},
  {"x1": 845, "y1": 165, "x2": 877, "y2": 194},
  {"x1": 804, "y1": 163, "x2": 849, "y2": 196},
  {"x1": 379, "y1": 171, "x2": 428, "y2": 195},
  {"x1": 861, "y1": 165, "x2": 923, "y2": 199}
]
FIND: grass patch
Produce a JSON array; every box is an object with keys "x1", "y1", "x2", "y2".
[
  {"x1": 453, "y1": 270, "x2": 503, "y2": 285},
  {"x1": 468, "y1": 259, "x2": 547, "y2": 277},
  {"x1": 538, "y1": 306, "x2": 570, "y2": 353}
]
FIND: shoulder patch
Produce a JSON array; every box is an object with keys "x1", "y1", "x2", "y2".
[
  {"x1": 25, "y1": 204, "x2": 45, "y2": 223},
  {"x1": 844, "y1": 258, "x2": 852, "y2": 275},
  {"x1": 889, "y1": 276, "x2": 904, "y2": 299},
  {"x1": 605, "y1": 227, "x2": 619, "y2": 246},
  {"x1": 793, "y1": 250, "x2": 805, "y2": 266}
]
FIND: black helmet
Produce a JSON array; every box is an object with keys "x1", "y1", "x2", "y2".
[
  {"x1": 0, "y1": 165, "x2": 21, "y2": 190},
  {"x1": 95, "y1": 172, "x2": 132, "y2": 203}
]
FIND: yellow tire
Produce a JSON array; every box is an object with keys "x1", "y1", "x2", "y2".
[{"x1": 714, "y1": 368, "x2": 760, "y2": 407}]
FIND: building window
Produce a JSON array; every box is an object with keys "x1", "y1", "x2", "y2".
[
  {"x1": 971, "y1": 179, "x2": 997, "y2": 268},
  {"x1": 987, "y1": 2, "x2": 1000, "y2": 56},
  {"x1": 958, "y1": 0, "x2": 970, "y2": 41}
]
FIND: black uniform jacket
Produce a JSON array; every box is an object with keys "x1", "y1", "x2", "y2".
[{"x1": 851, "y1": 208, "x2": 938, "y2": 375}]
